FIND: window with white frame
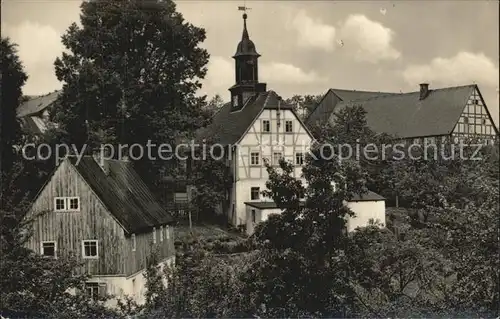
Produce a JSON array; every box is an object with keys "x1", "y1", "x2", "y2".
[
  {"x1": 132, "y1": 234, "x2": 136, "y2": 252},
  {"x1": 250, "y1": 187, "x2": 260, "y2": 200},
  {"x1": 54, "y1": 197, "x2": 80, "y2": 212},
  {"x1": 41, "y1": 241, "x2": 56, "y2": 258},
  {"x1": 84, "y1": 282, "x2": 106, "y2": 301},
  {"x1": 68, "y1": 197, "x2": 80, "y2": 210},
  {"x1": 54, "y1": 197, "x2": 66, "y2": 211},
  {"x1": 285, "y1": 120, "x2": 293, "y2": 133},
  {"x1": 160, "y1": 225, "x2": 164, "y2": 242},
  {"x1": 250, "y1": 152, "x2": 260, "y2": 165},
  {"x1": 85, "y1": 282, "x2": 99, "y2": 301},
  {"x1": 82, "y1": 240, "x2": 98, "y2": 258},
  {"x1": 295, "y1": 152, "x2": 304, "y2": 165},
  {"x1": 166, "y1": 225, "x2": 170, "y2": 240},
  {"x1": 262, "y1": 120, "x2": 270, "y2": 132},
  {"x1": 153, "y1": 227, "x2": 157, "y2": 244}
]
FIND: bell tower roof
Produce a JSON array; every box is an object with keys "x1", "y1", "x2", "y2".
[{"x1": 233, "y1": 13, "x2": 260, "y2": 58}]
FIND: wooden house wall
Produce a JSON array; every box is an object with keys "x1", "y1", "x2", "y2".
[
  {"x1": 26, "y1": 159, "x2": 127, "y2": 276},
  {"x1": 124, "y1": 226, "x2": 175, "y2": 276}
]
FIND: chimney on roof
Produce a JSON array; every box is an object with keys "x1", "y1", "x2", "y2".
[{"x1": 419, "y1": 83, "x2": 429, "y2": 100}]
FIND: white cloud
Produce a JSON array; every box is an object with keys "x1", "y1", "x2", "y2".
[
  {"x1": 2, "y1": 21, "x2": 64, "y2": 95},
  {"x1": 290, "y1": 11, "x2": 336, "y2": 52},
  {"x1": 261, "y1": 62, "x2": 325, "y2": 84},
  {"x1": 403, "y1": 52, "x2": 499, "y2": 87},
  {"x1": 338, "y1": 14, "x2": 401, "y2": 63},
  {"x1": 200, "y1": 56, "x2": 234, "y2": 98},
  {"x1": 200, "y1": 56, "x2": 325, "y2": 99}
]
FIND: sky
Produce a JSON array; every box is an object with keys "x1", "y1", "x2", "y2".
[{"x1": 2, "y1": 0, "x2": 499, "y2": 126}]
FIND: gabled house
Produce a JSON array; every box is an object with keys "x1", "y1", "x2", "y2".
[
  {"x1": 17, "y1": 90, "x2": 60, "y2": 135},
  {"x1": 195, "y1": 12, "x2": 386, "y2": 234},
  {"x1": 306, "y1": 84, "x2": 499, "y2": 144},
  {"x1": 24, "y1": 155, "x2": 175, "y2": 306}
]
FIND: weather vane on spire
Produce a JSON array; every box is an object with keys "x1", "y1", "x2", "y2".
[{"x1": 238, "y1": 1, "x2": 251, "y2": 13}]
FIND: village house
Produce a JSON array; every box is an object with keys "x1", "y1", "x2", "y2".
[
  {"x1": 23, "y1": 154, "x2": 175, "y2": 306},
  {"x1": 306, "y1": 83, "x2": 499, "y2": 144},
  {"x1": 195, "y1": 12, "x2": 386, "y2": 235},
  {"x1": 16, "y1": 90, "x2": 60, "y2": 135}
]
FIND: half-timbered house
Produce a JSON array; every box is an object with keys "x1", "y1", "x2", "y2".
[
  {"x1": 306, "y1": 83, "x2": 499, "y2": 144},
  {"x1": 24, "y1": 155, "x2": 175, "y2": 306},
  {"x1": 195, "y1": 12, "x2": 386, "y2": 233}
]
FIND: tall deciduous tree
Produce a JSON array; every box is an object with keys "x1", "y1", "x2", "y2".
[
  {"x1": 52, "y1": 0, "x2": 211, "y2": 182},
  {"x1": 284, "y1": 94, "x2": 322, "y2": 120},
  {"x1": 0, "y1": 38, "x2": 27, "y2": 179},
  {"x1": 242, "y1": 150, "x2": 369, "y2": 317}
]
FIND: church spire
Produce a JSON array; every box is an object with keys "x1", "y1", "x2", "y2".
[
  {"x1": 241, "y1": 13, "x2": 249, "y2": 41},
  {"x1": 229, "y1": 8, "x2": 266, "y2": 111}
]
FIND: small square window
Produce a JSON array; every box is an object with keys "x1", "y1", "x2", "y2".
[
  {"x1": 41, "y1": 241, "x2": 56, "y2": 258},
  {"x1": 262, "y1": 120, "x2": 270, "y2": 132},
  {"x1": 82, "y1": 240, "x2": 98, "y2": 259},
  {"x1": 250, "y1": 152, "x2": 260, "y2": 165},
  {"x1": 54, "y1": 197, "x2": 66, "y2": 211},
  {"x1": 84, "y1": 282, "x2": 106, "y2": 301},
  {"x1": 250, "y1": 187, "x2": 260, "y2": 200},
  {"x1": 285, "y1": 120, "x2": 293, "y2": 133},
  {"x1": 251, "y1": 209, "x2": 256, "y2": 223},
  {"x1": 463, "y1": 117, "x2": 469, "y2": 124},
  {"x1": 85, "y1": 282, "x2": 99, "y2": 301},
  {"x1": 295, "y1": 152, "x2": 304, "y2": 165},
  {"x1": 68, "y1": 197, "x2": 80, "y2": 211},
  {"x1": 474, "y1": 99, "x2": 479, "y2": 105}
]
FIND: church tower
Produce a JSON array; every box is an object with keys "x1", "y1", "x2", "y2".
[{"x1": 229, "y1": 12, "x2": 267, "y2": 111}]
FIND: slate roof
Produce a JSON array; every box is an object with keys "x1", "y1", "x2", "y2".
[
  {"x1": 67, "y1": 156, "x2": 174, "y2": 234},
  {"x1": 196, "y1": 90, "x2": 301, "y2": 145},
  {"x1": 17, "y1": 90, "x2": 60, "y2": 117},
  {"x1": 307, "y1": 84, "x2": 496, "y2": 139}
]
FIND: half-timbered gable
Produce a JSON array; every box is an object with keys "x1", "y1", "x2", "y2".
[
  {"x1": 25, "y1": 155, "x2": 174, "y2": 305},
  {"x1": 452, "y1": 86, "x2": 498, "y2": 138}
]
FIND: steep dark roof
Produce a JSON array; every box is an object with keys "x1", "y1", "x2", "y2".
[
  {"x1": 68, "y1": 156, "x2": 174, "y2": 234},
  {"x1": 17, "y1": 90, "x2": 60, "y2": 117},
  {"x1": 307, "y1": 84, "x2": 491, "y2": 139},
  {"x1": 306, "y1": 88, "x2": 396, "y2": 127},
  {"x1": 196, "y1": 90, "x2": 301, "y2": 145},
  {"x1": 333, "y1": 85, "x2": 476, "y2": 138}
]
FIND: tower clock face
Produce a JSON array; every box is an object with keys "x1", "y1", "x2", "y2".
[{"x1": 233, "y1": 95, "x2": 239, "y2": 106}]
